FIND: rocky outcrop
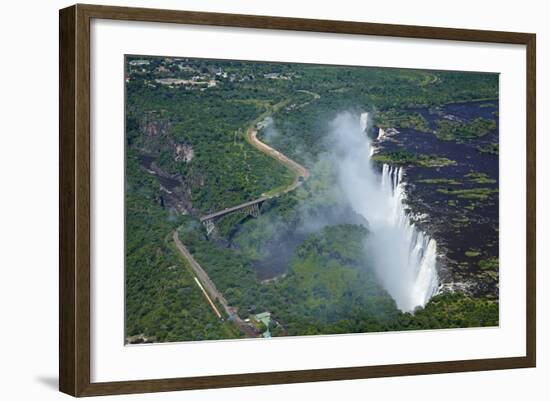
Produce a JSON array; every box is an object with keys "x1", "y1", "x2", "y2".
[
  {"x1": 139, "y1": 151, "x2": 208, "y2": 216},
  {"x1": 125, "y1": 334, "x2": 156, "y2": 344},
  {"x1": 142, "y1": 111, "x2": 170, "y2": 137},
  {"x1": 174, "y1": 143, "x2": 194, "y2": 163}
]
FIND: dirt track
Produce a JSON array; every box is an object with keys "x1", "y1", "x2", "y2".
[{"x1": 247, "y1": 127, "x2": 310, "y2": 196}]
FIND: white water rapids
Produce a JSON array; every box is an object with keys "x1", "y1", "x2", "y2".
[{"x1": 331, "y1": 112, "x2": 439, "y2": 312}]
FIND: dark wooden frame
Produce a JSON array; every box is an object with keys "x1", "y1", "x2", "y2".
[{"x1": 59, "y1": 3, "x2": 536, "y2": 397}]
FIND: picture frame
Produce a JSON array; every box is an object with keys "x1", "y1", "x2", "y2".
[{"x1": 59, "y1": 3, "x2": 536, "y2": 397}]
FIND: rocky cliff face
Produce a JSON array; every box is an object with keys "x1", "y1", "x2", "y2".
[
  {"x1": 137, "y1": 154, "x2": 199, "y2": 215},
  {"x1": 142, "y1": 112, "x2": 171, "y2": 137},
  {"x1": 131, "y1": 111, "x2": 203, "y2": 215},
  {"x1": 143, "y1": 120, "x2": 170, "y2": 137},
  {"x1": 174, "y1": 143, "x2": 194, "y2": 163}
]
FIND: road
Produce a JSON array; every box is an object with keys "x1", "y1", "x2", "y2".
[
  {"x1": 246, "y1": 127, "x2": 310, "y2": 195},
  {"x1": 172, "y1": 231, "x2": 257, "y2": 337},
  {"x1": 198, "y1": 103, "x2": 311, "y2": 221},
  {"x1": 246, "y1": 92, "x2": 315, "y2": 195}
]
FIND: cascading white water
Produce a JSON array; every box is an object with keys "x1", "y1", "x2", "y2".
[{"x1": 331, "y1": 112, "x2": 439, "y2": 312}]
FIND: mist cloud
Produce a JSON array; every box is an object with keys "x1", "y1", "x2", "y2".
[
  {"x1": 238, "y1": 111, "x2": 438, "y2": 312},
  {"x1": 327, "y1": 111, "x2": 439, "y2": 312}
]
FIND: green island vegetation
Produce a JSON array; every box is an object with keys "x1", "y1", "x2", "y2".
[
  {"x1": 434, "y1": 117, "x2": 497, "y2": 141},
  {"x1": 125, "y1": 55, "x2": 499, "y2": 343},
  {"x1": 465, "y1": 249, "x2": 481, "y2": 257},
  {"x1": 374, "y1": 110, "x2": 431, "y2": 132},
  {"x1": 417, "y1": 178, "x2": 462, "y2": 185},
  {"x1": 478, "y1": 257, "x2": 499, "y2": 271},
  {"x1": 414, "y1": 173, "x2": 496, "y2": 188},
  {"x1": 436, "y1": 187, "x2": 498, "y2": 201},
  {"x1": 477, "y1": 142, "x2": 499, "y2": 155},
  {"x1": 474, "y1": 256, "x2": 500, "y2": 287},
  {"x1": 372, "y1": 151, "x2": 456, "y2": 167},
  {"x1": 465, "y1": 172, "x2": 497, "y2": 184}
]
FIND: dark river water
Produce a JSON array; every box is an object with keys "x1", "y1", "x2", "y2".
[{"x1": 375, "y1": 100, "x2": 499, "y2": 293}]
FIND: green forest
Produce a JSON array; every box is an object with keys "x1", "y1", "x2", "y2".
[{"x1": 125, "y1": 55, "x2": 499, "y2": 343}]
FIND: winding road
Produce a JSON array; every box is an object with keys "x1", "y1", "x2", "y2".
[
  {"x1": 246, "y1": 127, "x2": 310, "y2": 195},
  {"x1": 200, "y1": 94, "x2": 314, "y2": 220},
  {"x1": 173, "y1": 91, "x2": 317, "y2": 335}
]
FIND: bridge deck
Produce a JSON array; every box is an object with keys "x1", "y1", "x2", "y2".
[{"x1": 200, "y1": 196, "x2": 268, "y2": 222}]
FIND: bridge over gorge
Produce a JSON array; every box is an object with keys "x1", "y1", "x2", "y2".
[
  {"x1": 199, "y1": 125, "x2": 310, "y2": 236},
  {"x1": 199, "y1": 196, "x2": 268, "y2": 236}
]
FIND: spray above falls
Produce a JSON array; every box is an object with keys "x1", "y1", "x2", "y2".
[{"x1": 329, "y1": 112, "x2": 439, "y2": 312}]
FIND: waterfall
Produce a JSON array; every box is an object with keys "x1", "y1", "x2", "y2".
[{"x1": 331, "y1": 112, "x2": 439, "y2": 312}]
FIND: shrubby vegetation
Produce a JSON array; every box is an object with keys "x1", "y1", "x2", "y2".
[{"x1": 406, "y1": 293, "x2": 498, "y2": 329}]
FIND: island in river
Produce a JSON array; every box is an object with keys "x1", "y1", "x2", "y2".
[{"x1": 125, "y1": 55, "x2": 499, "y2": 343}]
